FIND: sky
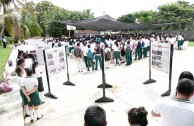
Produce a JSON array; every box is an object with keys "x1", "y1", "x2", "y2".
[{"x1": 33, "y1": 0, "x2": 194, "y2": 18}]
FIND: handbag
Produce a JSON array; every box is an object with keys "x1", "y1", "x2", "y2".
[{"x1": 0, "y1": 80, "x2": 13, "y2": 93}]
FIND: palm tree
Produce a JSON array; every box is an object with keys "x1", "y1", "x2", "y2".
[{"x1": 0, "y1": 0, "x2": 23, "y2": 42}]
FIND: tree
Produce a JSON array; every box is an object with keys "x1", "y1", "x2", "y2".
[
  {"x1": 21, "y1": 2, "x2": 42, "y2": 39},
  {"x1": 157, "y1": 1, "x2": 194, "y2": 29},
  {"x1": 0, "y1": 0, "x2": 22, "y2": 40},
  {"x1": 117, "y1": 14, "x2": 136, "y2": 23},
  {"x1": 133, "y1": 10, "x2": 158, "y2": 24},
  {"x1": 35, "y1": 1, "x2": 56, "y2": 36},
  {"x1": 46, "y1": 6, "x2": 94, "y2": 37}
]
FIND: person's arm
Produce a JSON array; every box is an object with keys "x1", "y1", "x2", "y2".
[
  {"x1": 151, "y1": 110, "x2": 161, "y2": 117},
  {"x1": 27, "y1": 79, "x2": 38, "y2": 96},
  {"x1": 27, "y1": 86, "x2": 38, "y2": 96},
  {"x1": 21, "y1": 86, "x2": 31, "y2": 102},
  {"x1": 151, "y1": 100, "x2": 162, "y2": 117}
]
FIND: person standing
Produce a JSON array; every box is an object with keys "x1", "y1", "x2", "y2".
[
  {"x1": 82, "y1": 43, "x2": 88, "y2": 68},
  {"x1": 94, "y1": 42, "x2": 102, "y2": 70},
  {"x1": 104, "y1": 44, "x2": 111, "y2": 69},
  {"x1": 15, "y1": 67, "x2": 30, "y2": 118},
  {"x1": 135, "y1": 39, "x2": 141, "y2": 60},
  {"x1": 32, "y1": 61, "x2": 45, "y2": 104},
  {"x1": 87, "y1": 45, "x2": 94, "y2": 71},
  {"x1": 21, "y1": 69, "x2": 43, "y2": 123},
  {"x1": 74, "y1": 43, "x2": 83, "y2": 72},
  {"x1": 1, "y1": 35, "x2": 6, "y2": 48},
  {"x1": 112, "y1": 42, "x2": 120, "y2": 66},
  {"x1": 125, "y1": 41, "x2": 132, "y2": 65},
  {"x1": 120, "y1": 41, "x2": 126, "y2": 63}
]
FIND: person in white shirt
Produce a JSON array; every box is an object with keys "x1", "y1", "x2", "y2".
[
  {"x1": 32, "y1": 61, "x2": 45, "y2": 103},
  {"x1": 21, "y1": 69, "x2": 43, "y2": 123},
  {"x1": 170, "y1": 71, "x2": 194, "y2": 102},
  {"x1": 112, "y1": 42, "x2": 121, "y2": 66},
  {"x1": 82, "y1": 43, "x2": 88, "y2": 68},
  {"x1": 15, "y1": 67, "x2": 30, "y2": 118},
  {"x1": 143, "y1": 37, "x2": 148, "y2": 58},
  {"x1": 152, "y1": 78, "x2": 194, "y2": 126},
  {"x1": 104, "y1": 44, "x2": 111, "y2": 68}
]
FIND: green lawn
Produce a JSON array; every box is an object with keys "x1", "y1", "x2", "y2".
[
  {"x1": 189, "y1": 42, "x2": 194, "y2": 47},
  {"x1": 0, "y1": 45, "x2": 13, "y2": 79}
]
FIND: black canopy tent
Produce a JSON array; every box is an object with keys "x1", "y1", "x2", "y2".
[{"x1": 53, "y1": 14, "x2": 175, "y2": 31}]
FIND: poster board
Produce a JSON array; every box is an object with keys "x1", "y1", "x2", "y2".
[
  {"x1": 44, "y1": 47, "x2": 66, "y2": 76},
  {"x1": 151, "y1": 42, "x2": 170, "y2": 73}
]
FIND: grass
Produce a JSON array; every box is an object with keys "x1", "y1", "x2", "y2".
[
  {"x1": 189, "y1": 42, "x2": 194, "y2": 47},
  {"x1": 0, "y1": 45, "x2": 13, "y2": 79}
]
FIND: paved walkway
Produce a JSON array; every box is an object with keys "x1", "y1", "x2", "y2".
[{"x1": 1, "y1": 39, "x2": 194, "y2": 126}]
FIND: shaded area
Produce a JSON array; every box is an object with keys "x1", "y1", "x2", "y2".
[{"x1": 53, "y1": 14, "x2": 175, "y2": 31}]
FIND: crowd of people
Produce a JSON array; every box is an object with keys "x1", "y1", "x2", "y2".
[
  {"x1": 12, "y1": 33, "x2": 192, "y2": 125},
  {"x1": 45, "y1": 33, "x2": 185, "y2": 72}
]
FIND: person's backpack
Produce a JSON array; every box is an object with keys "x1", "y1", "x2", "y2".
[
  {"x1": 125, "y1": 45, "x2": 131, "y2": 53},
  {"x1": 87, "y1": 49, "x2": 93, "y2": 59},
  {"x1": 106, "y1": 50, "x2": 111, "y2": 59}
]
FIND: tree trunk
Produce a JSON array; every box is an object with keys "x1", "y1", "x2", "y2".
[{"x1": 0, "y1": 22, "x2": 5, "y2": 36}]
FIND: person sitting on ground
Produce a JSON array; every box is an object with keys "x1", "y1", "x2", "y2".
[
  {"x1": 84, "y1": 105, "x2": 107, "y2": 126},
  {"x1": 170, "y1": 71, "x2": 194, "y2": 102},
  {"x1": 152, "y1": 78, "x2": 194, "y2": 126},
  {"x1": 128, "y1": 107, "x2": 148, "y2": 126}
]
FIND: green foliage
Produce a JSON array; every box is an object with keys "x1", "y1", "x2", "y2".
[
  {"x1": 157, "y1": 1, "x2": 194, "y2": 30},
  {"x1": 133, "y1": 11, "x2": 158, "y2": 24},
  {"x1": 35, "y1": 1, "x2": 94, "y2": 37},
  {"x1": 0, "y1": 44, "x2": 12, "y2": 79},
  {"x1": 20, "y1": 1, "x2": 42, "y2": 38},
  {"x1": 117, "y1": 14, "x2": 136, "y2": 23},
  {"x1": 118, "y1": 1, "x2": 194, "y2": 30},
  {"x1": 189, "y1": 42, "x2": 194, "y2": 47}
]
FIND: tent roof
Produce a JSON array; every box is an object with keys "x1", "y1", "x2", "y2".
[{"x1": 54, "y1": 14, "x2": 175, "y2": 31}]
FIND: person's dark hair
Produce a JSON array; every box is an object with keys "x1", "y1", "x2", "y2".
[
  {"x1": 176, "y1": 78, "x2": 194, "y2": 97},
  {"x1": 23, "y1": 53, "x2": 28, "y2": 59},
  {"x1": 84, "y1": 106, "x2": 106, "y2": 126},
  {"x1": 88, "y1": 45, "x2": 91, "y2": 48},
  {"x1": 77, "y1": 43, "x2": 80, "y2": 47},
  {"x1": 15, "y1": 66, "x2": 23, "y2": 77},
  {"x1": 26, "y1": 69, "x2": 33, "y2": 77},
  {"x1": 17, "y1": 59, "x2": 25, "y2": 66},
  {"x1": 127, "y1": 41, "x2": 130, "y2": 45},
  {"x1": 178, "y1": 71, "x2": 194, "y2": 81},
  {"x1": 28, "y1": 54, "x2": 35, "y2": 61},
  {"x1": 128, "y1": 107, "x2": 148, "y2": 126},
  {"x1": 32, "y1": 61, "x2": 39, "y2": 74}
]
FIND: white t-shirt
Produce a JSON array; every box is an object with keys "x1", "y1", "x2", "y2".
[
  {"x1": 82, "y1": 46, "x2": 88, "y2": 56},
  {"x1": 112, "y1": 45, "x2": 119, "y2": 51},
  {"x1": 104, "y1": 47, "x2": 111, "y2": 53},
  {"x1": 34, "y1": 67, "x2": 43, "y2": 78},
  {"x1": 25, "y1": 58, "x2": 33, "y2": 69},
  {"x1": 21, "y1": 77, "x2": 38, "y2": 92},
  {"x1": 16, "y1": 76, "x2": 23, "y2": 88},
  {"x1": 153, "y1": 98, "x2": 194, "y2": 126}
]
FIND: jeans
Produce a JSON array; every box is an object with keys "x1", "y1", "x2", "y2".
[{"x1": 95, "y1": 55, "x2": 102, "y2": 70}]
